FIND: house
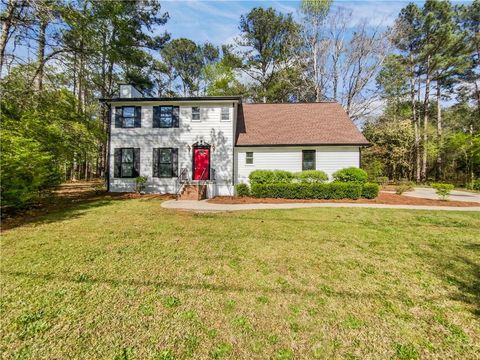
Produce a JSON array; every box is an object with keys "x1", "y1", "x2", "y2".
[{"x1": 100, "y1": 84, "x2": 369, "y2": 199}]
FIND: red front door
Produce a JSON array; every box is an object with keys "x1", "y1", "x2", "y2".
[{"x1": 193, "y1": 147, "x2": 210, "y2": 180}]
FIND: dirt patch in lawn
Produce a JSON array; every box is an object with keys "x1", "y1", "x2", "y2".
[{"x1": 208, "y1": 191, "x2": 480, "y2": 207}]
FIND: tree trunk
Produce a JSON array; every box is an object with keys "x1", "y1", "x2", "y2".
[
  {"x1": 421, "y1": 59, "x2": 431, "y2": 183},
  {"x1": 0, "y1": 0, "x2": 19, "y2": 76},
  {"x1": 470, "y1": 124, "x2": 474, "y2": 185},
  {"x1": 410, "y1": 57, "x2": 420, "y2": 184},
  {"x1": 72, "y1": 154, "x2": 77, "y2": 181},
  {"x1": 34, "y1": 18, "x2": 47, "y2": 91},
  {"x1": 313, "y1": 41, "x2": 321, "y2": 102},
  {"x1": 436, "y1": 80, "x2": 442, "y2": 180},
  {"x1": 332, "y1": 54, "x2": 338, "y2": 100},
  {"x1": 84, "y1": 153, "x2": 88, "y2": 180}
]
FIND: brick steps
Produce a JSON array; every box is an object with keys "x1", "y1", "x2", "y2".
[{"x1": 177, "y1": 184, "x2": 207, "y2": 200}]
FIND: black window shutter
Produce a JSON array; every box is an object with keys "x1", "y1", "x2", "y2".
[
  {"x1": 173, "y1": 106, "x2": 179, "y2": 128},
  {"x1": 172, "y1": 148, "x2": 178, "y2": 177},
  {"x1": 152, "y1": 148, "x2": 159, "y2": 177},
  {"x1": 115, "y1": 107, "x2": 122, "y2": 128},
  {"x1": 134, "y1": 106, "x2": 141, "y2": 128},
  {"x1": 152, "y1": 106, "x2": 160, "y2": 128},
  {"x1": 133, "y1": 148, "x2": 140, "y2": 177},
  {"x1": 114, "y1": 148, "x2": 122, "y2": 177}
]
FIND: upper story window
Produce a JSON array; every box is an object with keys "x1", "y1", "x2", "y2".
[
  {"x1": 122, "y1": 107, "x2": 135, "y2": 128},
  {"x1": 153, "y1": 106, "x2": 179, "y2": 128},
  {"x1": 115, "y1": 106, "x2": 141, "y2": 128},
  {"x1": 246, "y1": 152, "x2": 254, "y2": 165},
  {"x1": 302, "y1": 150, "x2": 316, "y2": 171},
  {"x1": 221, "y1": 107, "x2": 230, "y2": 121},
  {"x1": 192, "y1": 107, "x2": 200, "y2": 121}
]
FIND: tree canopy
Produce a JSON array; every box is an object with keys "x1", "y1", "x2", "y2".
[{"x1": 1, "y1": 0, "x2": 479, "y2": 211}]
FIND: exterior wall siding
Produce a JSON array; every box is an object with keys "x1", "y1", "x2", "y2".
[
  {"x1": 109, "y1": 101, "x2": 237, "y2": 196},
  {"x1": 235, "y1": 146, "x2": 361, "y2": 184}
]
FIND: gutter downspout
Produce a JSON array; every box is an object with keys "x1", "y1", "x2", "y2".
[{"x1": 104, "y1": 102, "x2": 112, "y2": 192}]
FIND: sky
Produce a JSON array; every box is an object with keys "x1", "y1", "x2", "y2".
[{"x1": 159, "y1": 0, "x2": 415, "y2": 45}]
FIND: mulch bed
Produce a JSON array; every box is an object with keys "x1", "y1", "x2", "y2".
[{"x1": 208, "y1": 191, "x2": 480, "y2": 207}]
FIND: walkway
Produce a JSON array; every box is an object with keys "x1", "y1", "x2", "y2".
[
  {"x1": 404, "y1": 188, "x2": 480, "y2": 203},
  {"x1": 161, "y1": 200, "x2": 480, "y2": 212}
]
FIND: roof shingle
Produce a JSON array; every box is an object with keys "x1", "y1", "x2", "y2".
[{"x1": 235, "y1": 102, "x2": 369, "y2": 146}]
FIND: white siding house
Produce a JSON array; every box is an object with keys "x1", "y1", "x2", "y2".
[
  {"x1": 101, "y1": 85, "x2": 369, "y2": 198},
  {"x1": 108, "y1": 96, "x2": 239, "y2": 196},
  {"x1": 235, "y1": 146, "x2": 360, "y2": 184}
]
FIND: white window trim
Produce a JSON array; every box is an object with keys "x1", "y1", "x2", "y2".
[
  {"x1": 220, "y1": 107, "x2": 230, "y2": 121},
  {"x1": 191, "y1": 107, "x2": 201, "y2": 122},
  {"x1": 245, "y1": 152, "x2": 254, "y2": 166}
]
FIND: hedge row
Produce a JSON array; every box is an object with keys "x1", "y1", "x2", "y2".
[{"x1": 250, "y1": 182, "x2": 379, "y2": 200}]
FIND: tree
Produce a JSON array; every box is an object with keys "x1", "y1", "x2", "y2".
[
  {"x1": 376, "y1": 55, "x2": 410, "y2": 117},
  {"x1": 299, "y1": 5, "x2": 391, "y2": 120},
  {"x1": 300, "y1": 0, "x2": 332, "y2": 101},
  {"x1": 204, "y1": 45, "x2": 245, "y2": 96},
  {"x1": 161, "y1": 38, "x2": 219, "y2": 96},
  {"x1": 235, "y1": 7, "x2": 301, "y2": 102},
  {"x1": 0, "y1": 0, "x2": 29, "y2": 75},
  {"x1": 363, "y1": 117, "x2": 415, "y2": 181},
  {"x1": 392, "y1": 3, "x2": 423, "y2": 182},
  {"x1": 456, "y1": 0, "x2": 480, "y2": 111}
]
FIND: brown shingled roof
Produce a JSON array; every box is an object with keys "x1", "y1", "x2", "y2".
[{"x1": 235, "y1": 102, "x2": 369, "y2": 146}]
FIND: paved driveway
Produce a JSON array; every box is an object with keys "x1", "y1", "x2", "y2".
[{"x1": 404, "y1": 188, "x2": 480, "y2": 203}]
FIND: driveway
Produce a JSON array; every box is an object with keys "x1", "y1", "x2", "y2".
[{"x1": 404, "y1": 188, "x2": 480, "y2": 203}]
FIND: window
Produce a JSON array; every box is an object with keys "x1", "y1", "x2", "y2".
[
  {"x1": 160, "y1": 106, "x2": 173, "y2": 127},
  {"x1": 192, "y1": 107, "x2": 200, "y2": 121},
  {"x1": 159, "y1": 148, "x2": 173, "y2": 177},
  {"x1": 153, "y1": 106, "x2": 179, "y2": 128},
  {"x1": 153, "y1": 148, "x2": 178, "y2": 178},
  {"x1": 302, "y1": 150, "x2": 316, "y2": 170},
  {"x1": 221, "y1": 107, "x2": 230, "y2": 121},
  {"x1": 122, "y1": 107, "x2": 136, "y2": 128},
  {"x1": 114, "y1": 148, "x2": 140, "y2": 178},
  {"x1": 246, "y1": 152, "x2": 253, "y2": 165},
  {"x1": 115, "y1": 106, "x2": 141, "y2": 128}
]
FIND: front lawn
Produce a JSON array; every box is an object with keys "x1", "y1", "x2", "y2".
[{"x1": 1, "y1": 197, "x2": 479, "y2": 359}]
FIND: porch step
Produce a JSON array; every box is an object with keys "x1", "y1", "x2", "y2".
[{"x1": 177, "y1": 184, "x2": 207, "y2": 201}]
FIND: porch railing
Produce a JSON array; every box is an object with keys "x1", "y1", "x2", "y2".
[{"x1": 175, "y1": 168, "x2": 189, "y2": 199}]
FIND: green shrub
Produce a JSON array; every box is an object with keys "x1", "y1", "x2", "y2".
[
  {"x1": 375, "y1": 176, "x2": 389, "y2": 186},
  {"x1": 431, "y1": 183, "x2": 455, "y2": 200},
  {"x1": 294, "y1": 170, "x2": 328, "y2": 183},
  {"x1": 135, "y1": 176, "x2": 148, "y2": 193},
  {"x1": 332, "y1": 167, "x2": 368, "y2": 184},
  {"x1": 472, "y1": 179, "x2": 480, "y2": 191},
  {"x1": 396, "y1": 182, "x2": 414, "y2": 195},
  {"x1": 248, "y1": 170, "x2": 294, "y2": 185},
  {"x1": 235, "y1": 183, "x2": 250, "y2": 197},
  {"x1": 362, "y1": 183, "x2": 380, "y2": 199},
  {"x1": 250, "y1": 182, "x2": 363, "y2": 200},
  {"x1": 1, "y1": 130, "x2": 63, "y2": 210}
]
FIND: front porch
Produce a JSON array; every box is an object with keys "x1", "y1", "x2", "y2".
[{"x1": 176, "y1": 168, "x2": 217, "y2": 200}]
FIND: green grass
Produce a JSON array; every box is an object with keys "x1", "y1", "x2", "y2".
[{"x1": 1, "y1": 198, "x2": 479, "y2": 359}]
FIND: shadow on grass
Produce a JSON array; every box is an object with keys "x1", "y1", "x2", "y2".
[
  {"x1": 3, "y1": 269, "x2": 379, "y2": 300},
  {"x1": 434, "y1": 244, "x2": 480, "y2": 317},
  {"x1": 1, "y1": 193, "x2": 168, "y2": 231},
  {"x1": 446, "y1": 256, "x2": 480, "y2": 317}
]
